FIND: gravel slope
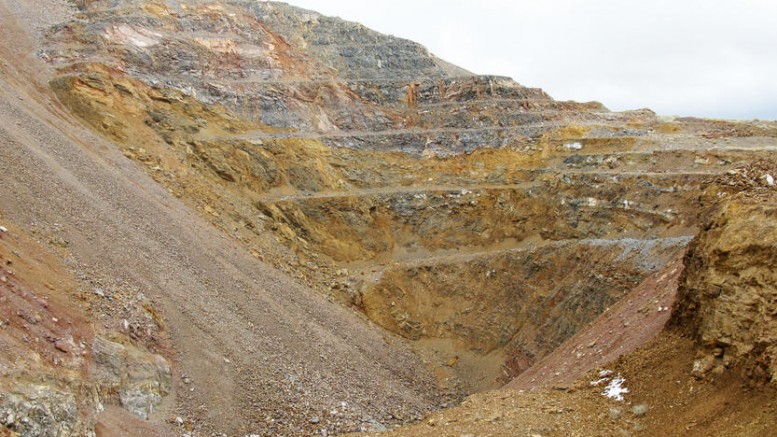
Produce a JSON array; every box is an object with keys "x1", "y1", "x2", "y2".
[{"x1": 0, "y1": 1, "x2": 444, "y2": 435}]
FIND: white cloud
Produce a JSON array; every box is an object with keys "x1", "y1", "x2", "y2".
[{"x1": 286, "y1": 0, "x2": 777, "y2": 120}]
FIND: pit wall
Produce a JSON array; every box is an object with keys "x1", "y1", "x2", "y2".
[{"x1": 49, "y1": 63, "x2": 765, "y2": 392}]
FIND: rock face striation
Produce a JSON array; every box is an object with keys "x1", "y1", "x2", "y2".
[
  {"x1": 44, "y1": 0, "x2": 777, "y2": 394},
  {"x1": 673, "y1": 162, "x2": 777, "y2": 383},
  {"x1": 0, "y1": 221, "x2": 171, "y2": 437},
  {"x1": 2, "y1": 0, "x2": 777, "y2": 436}
]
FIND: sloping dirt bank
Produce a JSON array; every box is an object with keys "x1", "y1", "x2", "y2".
[{"x1": 0, "y1": 1, "x2": 447, "y2": 435}]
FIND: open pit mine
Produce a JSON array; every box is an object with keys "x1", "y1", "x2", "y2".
[{"x1": 1, "y1": 1, "x2": 776, "y2": 436}]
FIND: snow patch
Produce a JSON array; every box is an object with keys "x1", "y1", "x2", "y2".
[
  {"x1": 591, "y1": 370, "x2": 629, "y2": 401},
  {"x1": 564, "y1": 142, "x2": 583, "y2": 151},
  {"x1": 603, "y1": 376, "x2": 629, "y2": 401},
  {"x1": 589, "y1": 369, "x2": 613, "y2": 386}
]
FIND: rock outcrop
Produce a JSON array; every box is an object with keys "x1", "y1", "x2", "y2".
[
  {"x1": 40, "y1": 0, "x2": 777, "y2": 393},
  {"x1": 2, "y1": 0, "x2": 777, "y2": 436},
  {"x1": 0, "y1": 221, "x2": 172, "y2": 437},
  {"x1": 92, "y1": 335, "x2": 171, "y2": 420},
  {"x1": 673, "y1": 161, "x2": 777, "y2": 382}
]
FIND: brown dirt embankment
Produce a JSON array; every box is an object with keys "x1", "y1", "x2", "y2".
[
  {"x1": 367, "y1": 163, "x2": 777, "y2": 437},
  {"x1": 672, "y1": 160, "x2": 777, "y2": 383}
]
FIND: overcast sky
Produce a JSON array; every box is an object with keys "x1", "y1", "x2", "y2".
[{"x1": 285, "y1": 0, "x2": 777, "y2": 120}]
